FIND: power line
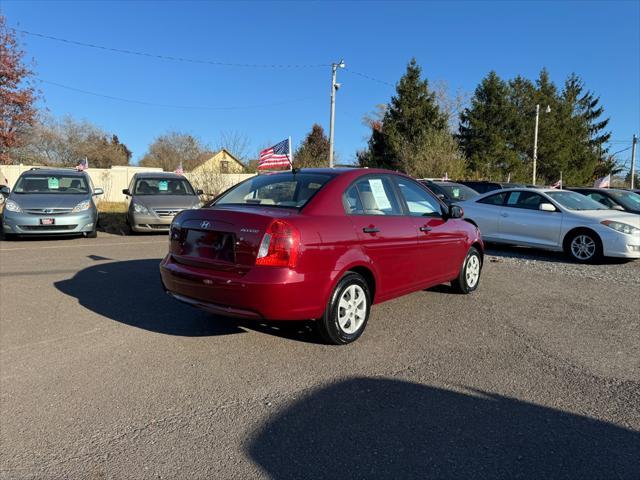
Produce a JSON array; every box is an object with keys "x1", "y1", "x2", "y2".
[
  {"x1": 343, "y1": 68, "x2": 395, "y2": 87},
  {"x1": 42, "y1": 80, "x2": 317, "y2": 110},
  {"x1": 18, "y1": 29, "x2": 330, "y2": 69}
]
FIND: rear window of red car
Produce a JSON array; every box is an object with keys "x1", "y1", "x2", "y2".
[{"x1": 215, "y1": 173, "x2": 333, "y2": 208}]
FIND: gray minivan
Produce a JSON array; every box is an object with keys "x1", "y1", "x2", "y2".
[
  {"x1": 1, "y1": 168, "x2": 103, "y2": 239},
  {"x1": 123, "y1": 172, "x2": 202, "y2": 233}
]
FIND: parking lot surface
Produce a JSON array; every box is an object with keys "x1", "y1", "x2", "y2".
[{"x1": 1, "y1": 234, "x2": 639, "y2": 479}]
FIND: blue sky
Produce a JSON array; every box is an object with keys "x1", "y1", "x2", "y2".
[{"x1": 3, "y1": 0, "x2": 639, "y2": 166}]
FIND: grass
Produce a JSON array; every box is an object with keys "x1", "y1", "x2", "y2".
[{"x1": 97, "y1": 202, "x2": 128, "y2": 235}]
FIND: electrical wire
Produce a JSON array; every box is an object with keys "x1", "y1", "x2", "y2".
[
  {"x1": 41, "y1": 80, "x2": 317, "y2": 110},
  {"x1": 19, "y1": 29, "x2": 330, "y2": 69}
]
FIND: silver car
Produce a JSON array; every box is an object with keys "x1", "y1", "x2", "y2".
[
  {"x1": 458, "y1": 188, "x2": 640, "y2": 262},
  {"x1": 1, "y1": 168, "x2": 103, "y2": 239},
  {"x1": 123, "y1": 172, "x2": 202, "y2": 233}
]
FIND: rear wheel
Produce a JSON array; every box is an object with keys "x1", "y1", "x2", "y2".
[
  {"x1": 565, "y1": 230, "x2": 602, "y2": 263},
  {"x1": 316, "y1": 272, "x2": 371, "y2": 345},
  {"x1": 451, "y1": 246, "x2": 482, "y2": 294}
]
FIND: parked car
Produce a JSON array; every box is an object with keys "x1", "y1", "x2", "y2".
[
  {"x1": 160, "y1": 168, "x2": 483, "y2": 345},
  {"x1": 567, "y1": 187, "x2": 640, "y2": 215},
  {"x1": 123, "y1": 172, "x2": 203, "y2": 233},
  {"x1": 1, "y1": 168, "x2": 102, "y2": 239},
  {"x1": 456, "y1": 181, "x2": 533, "y2": 194},
  {"x1": 458, "y1": 188, "x2": 640, "y2": 263},
  {"x1": 420, "y1": 180, "x2": 479, "y2": 205}
]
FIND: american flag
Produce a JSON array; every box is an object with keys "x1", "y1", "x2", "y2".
[
  {"x1": 174, "y1": 162, "x2": 184, "y2": 175},
  {"x1": 258, "y1": 139, "x2": 291, "y2": 170},
  {"x1": 550, "y1": 179, "x2": 562, "y2": 189},
  {"x1": 76, "y1": 158, "x2": 88, "y2": 171},
  {"x1": 441, "y1": 172, "x2": 449, "y2": 181},
  {"x1": 594, "y1": 174, "x2": 611, "y2": 188}
]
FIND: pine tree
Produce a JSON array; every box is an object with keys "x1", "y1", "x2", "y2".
[
  {"x1": 458, "y1": 71, "x2": 520, "y2": 179},
  {"x1": 358, "y1": 58, "x2": 453, "y2": 176},
  {"x1": 294, "y1": 124, "x2": 330, "y2": 168}
]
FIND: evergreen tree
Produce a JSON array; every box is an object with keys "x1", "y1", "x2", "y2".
[
  {"x1": 358, "y1": 58, "x2": 453, "y2": 175},
  {"x1": 458, "y1": 71, "x2": 519, "y2": 179},
  {"x1": 294, "y1": 124, "x2": 330, "y2": 168}
]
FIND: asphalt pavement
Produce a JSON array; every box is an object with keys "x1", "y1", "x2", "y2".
[{"x1": 1, "y1": 233, "x2": 639, "y2": 479}]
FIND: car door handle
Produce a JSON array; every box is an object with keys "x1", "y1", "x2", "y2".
[
  {"x1": 362, "y1": 227, "x2": 380, "y2": 234},
  {"x1": 500, "y1": 212, "x2": 509, "y2": 217},
  {"x1": 419, "y1": 226, "x2": 432, "y2": 232}
]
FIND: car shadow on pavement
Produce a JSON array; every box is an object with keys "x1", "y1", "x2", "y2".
[
  {"x1": 247, "y1": 377, "x2": 640, "y2": 480},
  {"x1": 485, "y1": 243, "x2": 631, "y2": 265},
  {"x1": 54, "y1": 258, "x2": 323, "y2": 343}
]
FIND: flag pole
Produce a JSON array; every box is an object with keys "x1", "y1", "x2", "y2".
[
  {"x1": 560, "y1": 171, "x2": 563, "y2": 190},
  {"x1": 289, "y1": 136, "x2": 293, "y2": 171}
]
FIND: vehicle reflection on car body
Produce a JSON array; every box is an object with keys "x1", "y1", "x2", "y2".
[
  {"x1": 160, "y1": 168, "x2": 484, "y2": 345},
  {"x1": 123, "y1": 172, "x2": 203, "y2": 233}
]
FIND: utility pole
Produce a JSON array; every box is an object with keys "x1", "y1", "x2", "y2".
[
  {"x1": 532, "y1": 104, "x2": 551, "y2": 185},
  {"x1": 328, "y1": 59, "x2": 345, "y2": 168},
  {"x1": 631, "y1": 134, "x2": 637, "y2": 189}
]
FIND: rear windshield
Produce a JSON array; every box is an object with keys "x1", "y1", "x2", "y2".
[
  {"x1": 134, "y1": 178, "x2": 195, "y2": 195},
  {"x1": 215, "y1": 173, "x2": 333, "y2": 208},
  {"x1": 14, "y1": 174, "x2": 89, "y2": 194}
]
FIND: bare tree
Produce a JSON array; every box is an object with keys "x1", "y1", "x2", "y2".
[
  {"x1": 139, "y1": 131, "x2": 209, "y2": 171},
  {"x1": 215, "y1": 130, "x2": 251, "y2": 164}
]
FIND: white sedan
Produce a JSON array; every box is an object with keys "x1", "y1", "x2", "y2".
[{"x1": 458, "y1": 188, "x2": 640, "y2": 262}]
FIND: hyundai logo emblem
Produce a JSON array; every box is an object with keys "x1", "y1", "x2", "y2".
[
  {"x1": 200, "y1": 221, "x2": 210, "y2": 229},
  {"x1": 43, "y1": 209, "x2": 53, "y2": 214}
]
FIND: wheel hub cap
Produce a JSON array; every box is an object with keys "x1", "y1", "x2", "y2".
[{"x1": 337, "y1": 285, "x2": 367, "y2": 334}]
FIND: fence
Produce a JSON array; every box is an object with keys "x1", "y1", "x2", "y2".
[{"x1": 0, "y1": 165, "x2": 255, "y2": 203}]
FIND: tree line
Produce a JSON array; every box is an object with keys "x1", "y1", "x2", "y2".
[{"x1": 1, "y1": 15, "x2": 625, "y2": 184}]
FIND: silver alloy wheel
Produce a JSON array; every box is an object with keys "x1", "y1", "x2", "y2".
[
  {"x1": 466, "y1": 254, "x2": 481, "y2": 288},
  {"x1": 571, "y1": 234, "x2": 596, "y2": 260},
  {"x1": 337, "y1": 284, "x2": 367, "y2": 334}
]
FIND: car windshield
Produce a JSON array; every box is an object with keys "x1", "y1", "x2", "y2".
[
  {"x1": 546, "y1": 191, "x2": 608, "y2": 210},
  {"x1": 215, "y1": 173, "x2": 333, "y2": 208},
  {"x1": 436, "y1": 183, "x2": 479, "y2": 201},
  {"x1": 13, "y1": 174, "x2": 89, "y2": 194},
  {"x1": 608, "y1": 190, "x2": 640, "y2": 210},
  {"x1": 134, "y1": 178, "x2": 195, "y2": 195}
]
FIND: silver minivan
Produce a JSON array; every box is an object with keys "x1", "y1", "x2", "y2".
[
  {"x1": 1, "y1": 168, "x2": 103, "y2": 239},
  {"x1": 123, "y1": 172, "x2": 202, "y2": 233}
]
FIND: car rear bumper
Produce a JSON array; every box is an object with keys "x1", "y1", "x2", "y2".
[
  {"x1": 2, "y1": 211, "x2": 96, "y2": 235},
  {"x1": 159, "y1": 254, "x2": 332, "y2": 321}
]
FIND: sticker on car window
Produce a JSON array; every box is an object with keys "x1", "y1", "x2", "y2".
[
  {"x1": 48, "y1": 177, "x2": 60, "y2": 189},
  {"x1": 308, "y1": 183, "x2": 322, "y2": 189},
  {"x1": 158, "y1": 180, "x2": 168, "y2": 191},
  {"x1": 452, "y1": 187, "x2": 460, "y2": 198},
  {"x1": 368, "y1": 179, "x2": 392, "y2": 209}
]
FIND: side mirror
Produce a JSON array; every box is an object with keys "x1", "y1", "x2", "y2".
[
  {"x1": 437, "y1": 193, "x2": 446, "y2": 200},
  {"x1": 0, "y1": 185, "x2": 10, "y2": 196},
  {"x1": 448, "y1": 205, "x2": 464, "y2": 219},
  {"x1": 196, "y1": 189, "x2": 204, "y2": 195},
  {"x1": 539, "y1": 202, "x2": 557, "y2": 212},
  {"x1": 122, "y1": 188, "x2": 130, "y2": 196},
  {"x1": 611, "y1": 205, "x2": 625, "y2": 211},
  {"x1": 93, "y1": 187, "x2": 104, "y2": 196}
]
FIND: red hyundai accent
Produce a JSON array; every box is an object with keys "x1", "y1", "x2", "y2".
[{"x1": 160, "y1": 168, "x2": 483, "y2": 344}]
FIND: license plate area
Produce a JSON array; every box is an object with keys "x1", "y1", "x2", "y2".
[
  {"x1": 40, "y1": 218, "x2": 55, "y2": 225},
  {"x1": 182, "y1": 230, "x2": 235, "y2": 263}
]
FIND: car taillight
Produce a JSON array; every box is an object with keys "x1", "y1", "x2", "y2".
[{"x1": 255, "y1": 219, "x2": 300, "y2": 268}]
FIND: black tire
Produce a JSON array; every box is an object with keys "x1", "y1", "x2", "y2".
[
  {"x1": 564, "y1": 229, "x2": 602, "y2": 264},
  {"x1": 451, "y1": 246, "x2": 482, "y2": 294},
  {"x1": 1, "y1": 232, "x2": 17, "y2": 241},
  {"x1": 85, "y1": 229, "x2": 97, "y2": 239},
  {"x1": 316, "y1": 272, "x2": 371, "y2": 345}
]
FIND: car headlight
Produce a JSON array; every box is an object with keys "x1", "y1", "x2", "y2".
[
  {"x1": 4, "y1": 200, "x2": 22, "y2": 212},
  {"x1": 601, "y1": 220, "x2": 640, "y2": 235},
  {"x1": 72, "y1": 200, "x2": 91, "y2": 212},
  {"x1": 133, "y1": 202, "x2": 149, "y2": 214}
]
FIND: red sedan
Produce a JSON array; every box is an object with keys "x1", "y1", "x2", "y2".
[{"x1": 160, "y1": 168, "x2": 483, "y2": 344}]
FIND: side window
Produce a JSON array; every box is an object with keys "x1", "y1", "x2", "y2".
[
  {"x1": 350, "y1": 176, "x2": 401, "y2": 216},
  {"x1": 343, "y1": 185, "x2": 364, "y2": 215},
  {"x1": 478, "y1": 192, "x2": 507, "y2": 205},
  {"x1": 395, "y1": 178, "x2": 442, "y2": 217},
  {"x1": 506, "y1": 191, "x2": 545, "y2": 210}
]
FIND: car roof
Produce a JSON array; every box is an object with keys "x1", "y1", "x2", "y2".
[
  {"x1": 133, "y1": 172, "x2": 188, "y2": 179},
  {"x1": 20, "y1": 168, "x2": 86, "y2": 176},
  {"x1": 567, "y1": 187, "x2": 627, "y2": 193}
]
